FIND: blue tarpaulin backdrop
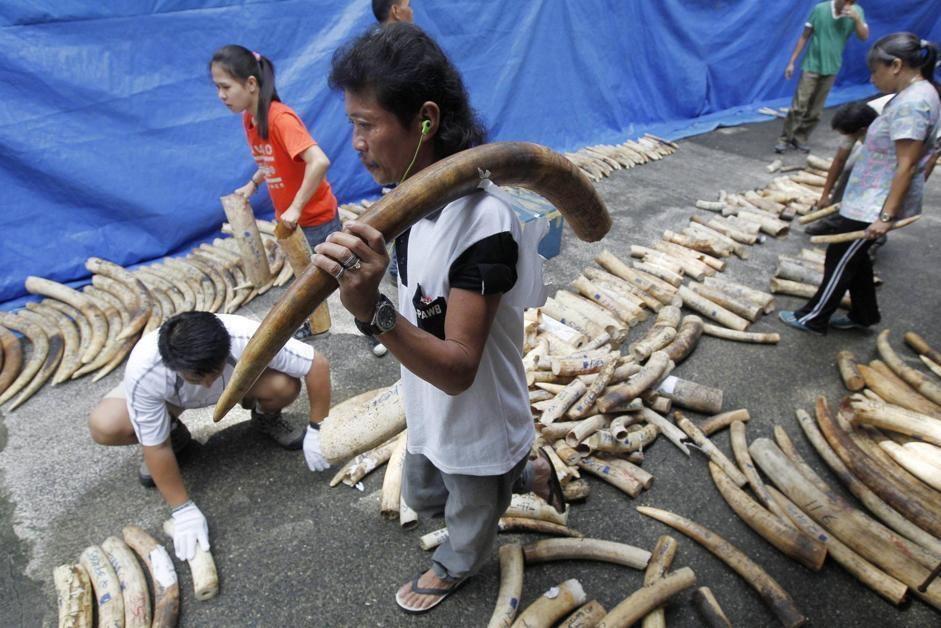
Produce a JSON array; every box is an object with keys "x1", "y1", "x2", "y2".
[{"x1": 1, "y1": 1, "x2": 940, "y2": 308}]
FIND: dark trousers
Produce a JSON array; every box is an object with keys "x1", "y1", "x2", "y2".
[{"x1": 796, "y1": 217, "x2": 880, "y2": 332}]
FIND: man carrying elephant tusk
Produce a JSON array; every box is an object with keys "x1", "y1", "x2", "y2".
[{"x1": 312, "y1": 23, "x2": 565, "y2": 614}]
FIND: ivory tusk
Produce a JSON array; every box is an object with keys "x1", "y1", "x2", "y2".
[
  {"x1": 657, "y1": 375, "x2": 723, "y2": 414},
  {"x1": 597, "y1": 351, "x2": 672, "y2": 413},
  {"x1": 676, "y1": 414, "x2": 747, "y2": 486},
  {"x1": 91, "y1": 335, "x2": 139, "y2": 383},
  {"x1": 629, "y1": 245, "x2": 684, "y2": 275},
  {"x1": 135, "y1": 272, "x2": 177, "y2": 319},
  {"x1": 330, "y1": 432, "x2": 402, "y2": 487},
  {"x1": 597, "y1": 567, "x2": 697, "y2": 628},
  {"x1": 215, "y1": 143, "x2": 609, "y2": 420},
  {"x1": 810, "y1": 215, "x2": 919, "y2": 244},
  {"x1": 572, "y1": 276, "x2": 645, "y2": 325},
  {"x1": 511, "y1": 579, "x2": 587, "y2": 628},
  {"x1": 538, "y1": 314, "x2": 589, "y2": 348},
  {"x1": 542, "y1": 444, "x2": 579, "y2": 485},
  {"x1": 122, "y1": 525, "x2": 179, "y2": 628},
  {"x1": 555, "y1": 290, "x2": 623, "y2": 331},
  {"x1": 186, "y1": 256, "x2": 230, "y2": 314},
  {"x1": 877, "y1": 329, "x2": 941, "y2": 407},
  {"x1": 421, "y1": 518, "x2": 583, "y2": 551},
  {"x1": 661, "y1": 315, "x2": 703, "y2": 365},
  {"x1": 559, "y1": 600, "x2": 606, "y2": 628},
  {"x1": 860, "y1": 361, "x2": 941, "y2": 417},
  {"x1": 684, "y1": 223, "x2": 745, "y2": 258},
  {"x1": 730, "y1": 421, "x2": 791, "y2": 523},
  {"x1": 879, "y1": 439, "x2": 941, "y2": 491},
  {"x1": 540, "y1": 379, "x2": 588, "y2": 425},
  {"x1": 693, "y1": 587, "x2": 732, "y2": 628},
  {"x1": 664, "y1": 229, "x2": 731, "y2": 258},
  {"x1": 551, "y1": 353, "x2": 616, "y2": 377},
  {"x1": 138, "y1": 268, "x2": 193, "y2": 313},
  {"x1": 629, "y1": 326, "x2": 677, "y2": 363},
  {"x1": 564, "y1": 414, "x2": 610, "y2": 448},
  {"x1": 4, "y1": 313, "x2": 62, "y2": 410},
  {"x1": 583, "y1": 267, "x2": 662, "y2": 312},
  {"x1": 836, "y1": 350, "x2": 865, "y2": 391},
  {"x1": 654, "y1": 240, "x2": 725, "y2": 272},
  {"x1": 562, "y1": 478, "x2": 591, "y2": 502},
  {"x1": 161, "y1": 520, "x2": 219, "y2": 601},
  {"x1": 595, "y1": 251, "x2": 677, "y2": 305},
  {"x1": 380, "y1": 434, "x2": 407, "y2": 519},
  {"x1": 506, "y1": 493, "x2": 569, "y2": 526},
  {"x1": 567, "y1": 358, "x2": 618, "y2": 419},
  {"x1": 54, "y1": 563, "x2": 93, "y2": 628},
  {"x1": 703, "y1": 276, "x2": 774, "y2": 312},
  {"x1": 637, "y1": 408, "x2": 689, "y2": 456},
  {"x1": 582, "y1": 425, "x2": 657, "y2": 454},
  {"x1": 798, "y1": 203, "x2": 839, "y2": 224},
  {"x1": 692, "y1": 214, "x2": 758, "y2": 245},
  {"x1": 600, "y1": 454, "x2": 653, "y2": 489},
  {"x1": 0, "y1": 324, "x2": 23, "y2": 397},
  {"x1": 24, "y1": 276, "x2": 108, "y2": 363},
  {"x1": 750, "y1": 438, "x2": 941, "y2": 610},
  {"x1": 101, "y1": 536, "x2": 152, "y2": 627},
  {"x1": 700, "y1": 408, "x2": 750, "y2": 436},
  {"x1": 487, "y1": 543, "x2": 524, "y2": 628},
  {"x1": 317, "y1": 383, "x2": 405, "y2": 459},
  {"x1": 767, "y1": 485, "x2": 909, "y2": 605},
  {"x1": 709, "y1": 461, "x2": 827, "y2": 571},
  {"x1": 274, "y1": 221, "x2": 332, "y2": 334},
  {"x1": 70, "y1": 295, "x2": 123, "y2": 380},
  {"x1": 542, "y1": 297, "x2": 605, "y2": 337},
  {"x1": 847, "y1": 396, "x2": 941, "y2": 447},
  {"x1": 795, "y1": 407, "x2": 941, "y2": 557},
  {"x1": 638, "y1": 505, "x2": 807, "y2": 627},
  {"x1": 577, "y1": 455, "x2": 643, "y2": 497},
  {"x1": 689, "y1": 283, "x2": 762, "y2": 322},
  {"x1": 642, "y1": 392, "x2": 672, "y2": 415},
  {"x1": 775, "y1": 257, "x2": 823, "y2": 286},
  {"x1": 78, "y1": 545, "x2": 124, "y2": 628},
  {"x1": 768, "y1": 276, "x2": 851, "y2": 308},
  {"x1": 0, "y1": 315, "x2": 50, "y2": 408},
  {"x1": 523, "y1": 537, "x2": 650, "y2": 569},
  {"x1": 678, "y1": 286, "x2": 749, "y2": 332},
  {"x1": 640, "y1": 535, "x2": 677, "y2": 628},
  {"x1": 632, "y1": 260, "x2": 683, "y2": 287},
  {"x1": 904, "y1": 331, "x2": 941, "y2": 365},
  {"x1": 921, "y1": 355, "x2": 941, "y2": 379},
  {"x1": 168, "y1": 259, "x2": 217, "y2": 313},
  {"x1": 220, "y1": 194, "x2": 272, "y2": 287}
]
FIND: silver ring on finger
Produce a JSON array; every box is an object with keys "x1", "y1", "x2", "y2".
[
  {"x1": 342, "y1": 254, "x2": 361, "y2": 272},
  {"x1": 334, "y1": 265, "x2": 346, "y2": 281}
]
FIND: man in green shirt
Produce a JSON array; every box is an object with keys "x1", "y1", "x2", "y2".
[{"x1": 775, "y1": 0, "x2": 868, "y2": 153}]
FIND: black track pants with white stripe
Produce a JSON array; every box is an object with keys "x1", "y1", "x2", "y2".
[{"x1": 796, "y1": 219, "x2": 880, "y2": 333}]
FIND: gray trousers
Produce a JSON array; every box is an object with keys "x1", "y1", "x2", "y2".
[
  {"x1": 780, "y1": 71, "x2": 837, "y2": 144},
  {"x1": 402, "y1": 451, "x2": 534, "y2": 580}
]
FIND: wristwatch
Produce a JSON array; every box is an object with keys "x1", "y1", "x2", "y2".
[
  {"x1": 355, "y1": 293, "x2": 397, "y2": 336},
  {"x1": 878, "y1": 211, "x2": 894, "y2": 223}
]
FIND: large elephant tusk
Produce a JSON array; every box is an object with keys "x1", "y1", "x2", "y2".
[
  {"x1": 181, "y1": 257, "x2": 227, "y2": 313},
  {"x1": 676, "y1": 414, "x2": 747, "y2": 486},
  {"x1": 678, "y1": 286, "x2": 749, "y2": 331},
  {"x1": 904, "y1": 331, "x2": 941, "y2": 365},
  {"x1": 0, "y1": 314, "x2": 49, "y2": 407},
  {"x1": 70, "y1": 294, "x2": 123, "y2": 380},
  {"x1": 78, "y1": 545, "x2": 124, "y2": 628},
  {"x1": 28, "y1": 302, "x2": 83, "y2": 384},
  {"x1": 637, "y1": 505, "x2": 807, "y2": 627},
  {"x1": 862, "y1": 361, "x2": 941, "y2": 417},
  {"x1": 596, "y1": 351, "x2": 672, "y2": 413},
  {"x1": 25, "y1": 276, "x2": 108, "y2": 363},
  {"x1": 319, "y1": 383, "x2": 405, "y2": 459},
  {"x1": 220, "y1": 194, "x2": 272, "y2": 287},
  {"x1": 122, "y1": 525, "x2": 179, "y2": 628},
  {"x1": 0, "y1": 324, "x2": 23, "y2": 397},
  {"x1": 420, "y1": 518, "x2": 582, "y2": 551},
  {"x1": 730, "y1": 421, "x2": 794, "y2": 524},
  {"x1": 101, "y1": 536, "x2": 152, "y2": 628},
  {"x1": 699, "y1": 408, "x2": 750, "y2": 436},
  {"x1": 709, "y1": 461, "x2": 827, "y2": 571},
  {"x1": 380, "y1": 433, "x2": 407, "y2": 519},
  {"x1": 5, "y1": 313, "x2": 62, "y2": 410},
  {"x1": 505, "y1": 493, "x2": 569, "y2": 527},
  {"x1": 596, "y1": 567, "x2": 697, "y2": 628},
  {"x1": 794, "y1": 408, "x2": 941, "y2": 557},
  {"x1": 661, "y1": 315, "x2": 703, "y2": 364},
  {"x1": 810, "y1": 215, "x2": 919, "y2": 244},
  {"x1": 214, "y1": 143, "x2": 609, "y2": 421},
  {"x1": 689, "y1": 283, "x2": 762, "y2": 321},
  {"x1": 53, "y1": 563, "x2": 93, "y2": 628},
  {"x1": 275, "y1": 221, "x2": 332, "y2": 334},
  {"x1": 847, "y1": 396, "x2": 941, "y2": 447},
  {"x1": 877, "y1": 329, "x2": 941, "y2": 407},
  {"x1": 162, "y1": 520, "x2": 219, "y2": 601},
  {"x1": 190, "y1": 254, "x2": 235, "y2": 312},
  {"x1": 750, "y1": 437, "x2": 941, "y2": 610},
  {"x1": 330, "y1": 432, "x2": 403, "y2": 487},
  {"x1": 486, "y1": 543, "x2": 524, "y2": 628},
  {"x1": 640, "y1": 535, "x2": 677, "y2": 628}
]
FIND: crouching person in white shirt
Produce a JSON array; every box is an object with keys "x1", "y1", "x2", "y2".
[{"x1": 88, "y1": 311, "x2": 331, "y2": 560}]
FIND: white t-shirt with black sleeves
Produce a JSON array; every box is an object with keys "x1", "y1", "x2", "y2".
[
  {"x1": 122, "y1": 313, "x2": 315, "y2": 446},
  {"x1": 395, "y1": 180, "x2": 548, "y2": 476}
]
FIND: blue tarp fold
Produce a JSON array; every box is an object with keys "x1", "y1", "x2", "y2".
[{"x1": 2, "y1": 0, "x2": 939, "y2": 308}]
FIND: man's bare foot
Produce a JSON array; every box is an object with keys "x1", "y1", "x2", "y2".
[{"x1": 395, "y1": 568, "x2": 463, "y2": 613}]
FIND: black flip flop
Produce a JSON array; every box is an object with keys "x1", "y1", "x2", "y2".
[
  {"x1": 395, "y1": 572, "x2": 466, "y2": 614},
  {"x1": 538, "y1": 449, "x2": 567, "y2": 514}
]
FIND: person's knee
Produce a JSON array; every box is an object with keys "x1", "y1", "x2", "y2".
[
  {"x1": 256, "y1": 370, "x2": 301, "y2": 409},
  {"x1": 88, "y1": 400, "x2": 135, "y2": 445}
]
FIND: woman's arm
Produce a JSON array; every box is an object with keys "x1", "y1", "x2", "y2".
[
  {"x1": 235, "y1": 168, "x2": 265, "y2": 198},
  {"x1": 865, "y1": 138, "x2": 924, "y2": 238},
  {"x1": 280, "y1": 145, "x2": 331, "y2": 229}
]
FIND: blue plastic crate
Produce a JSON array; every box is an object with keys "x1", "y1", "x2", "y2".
[{"x1": 501, "y1": 187, "x2": 564, "y2": 260}]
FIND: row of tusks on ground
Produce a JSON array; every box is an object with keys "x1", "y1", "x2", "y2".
[
  {"x1": 54, "y1": 522, "x2": 217, "y2": 628},
  {"x1": 0, "y1": 200, "x2": 295, "y2": 411}
]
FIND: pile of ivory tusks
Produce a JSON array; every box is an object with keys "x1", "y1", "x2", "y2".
[
  {"x1": 332, "y1": 135, "x2": 679, "y2": 223},
  {"x1": 0, "y1": 228, "x2": 287, "y2": 411},
  {"x1": 54, "y1": 522, "x2": 218, "y2": 628}
]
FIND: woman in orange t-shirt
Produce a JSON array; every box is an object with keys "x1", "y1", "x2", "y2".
[{"x1": 210, "y1": 45, "x2": 340, "y2": 249}]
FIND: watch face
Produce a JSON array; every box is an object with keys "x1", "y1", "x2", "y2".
[{"x1": 376, "y1": 302, "x2": 397, "y2": 332}]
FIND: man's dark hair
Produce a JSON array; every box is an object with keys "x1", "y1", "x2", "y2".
[
  {"x1": 372, "y1": 0, "x2": 397, "y2": 22},
  {"x1": 831, "y1": 102, "x2": 879, "y2": 135},
  {"x1": 158, "y1": 312, "x2": 231, "y2": 376},
  {"x1": 329, "y1": 23, "x2": 487, "y2": 159}
]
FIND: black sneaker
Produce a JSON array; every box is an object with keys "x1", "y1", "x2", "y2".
[
  {"x1": 293, "y1": 320, "x2": 313, "y2": 341},
  {"x1": 804, "y1": 214, "x2": 844, "y2": 236},
  {"x1": 773, "y1": 140, "x2": 790, "y2": 154},
  {"x1": 139, "y1": 420, "x2": 193, "y2": 488},
  {"x1": 250, "y1": 409, "x2": 305, "y2": 450},
  {"x1": 792, "y1": 139, "x2": 811, "y2": 153}
]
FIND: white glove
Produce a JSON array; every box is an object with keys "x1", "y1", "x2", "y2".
[
  {"x1": 304, "y1": 425, "x2": 330, "y2": 472},
  {"x1": 171, "y1": 500, "x2": 210, "y2": 561}
]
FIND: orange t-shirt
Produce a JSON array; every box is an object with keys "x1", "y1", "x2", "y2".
[{"x1": 243, "y1": 101, "x2": 337, "y2": 227}]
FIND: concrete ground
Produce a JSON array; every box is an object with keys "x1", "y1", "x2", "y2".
[{"x1": 2, "y1": 110, "x2": 940, "y2": 627}]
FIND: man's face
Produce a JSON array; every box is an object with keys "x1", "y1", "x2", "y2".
[
  {"x1": 345, "y1": 89, "x2": 417, "y2": 185},
  {"x1": 181, "y1": 368, "x2": 222, "y2": 388}
]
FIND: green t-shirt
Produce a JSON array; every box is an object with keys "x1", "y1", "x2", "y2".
[{"x1": 801, "y1": 1, "x2": 864, "y2": 76}]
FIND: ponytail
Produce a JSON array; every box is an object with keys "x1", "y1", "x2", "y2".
[
  {"x1": 919, "y1": 40, "x2": 940, "y2": 99},
  {"x1": 209, "y1": 45, "x2": 281, "y2": 139}
]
